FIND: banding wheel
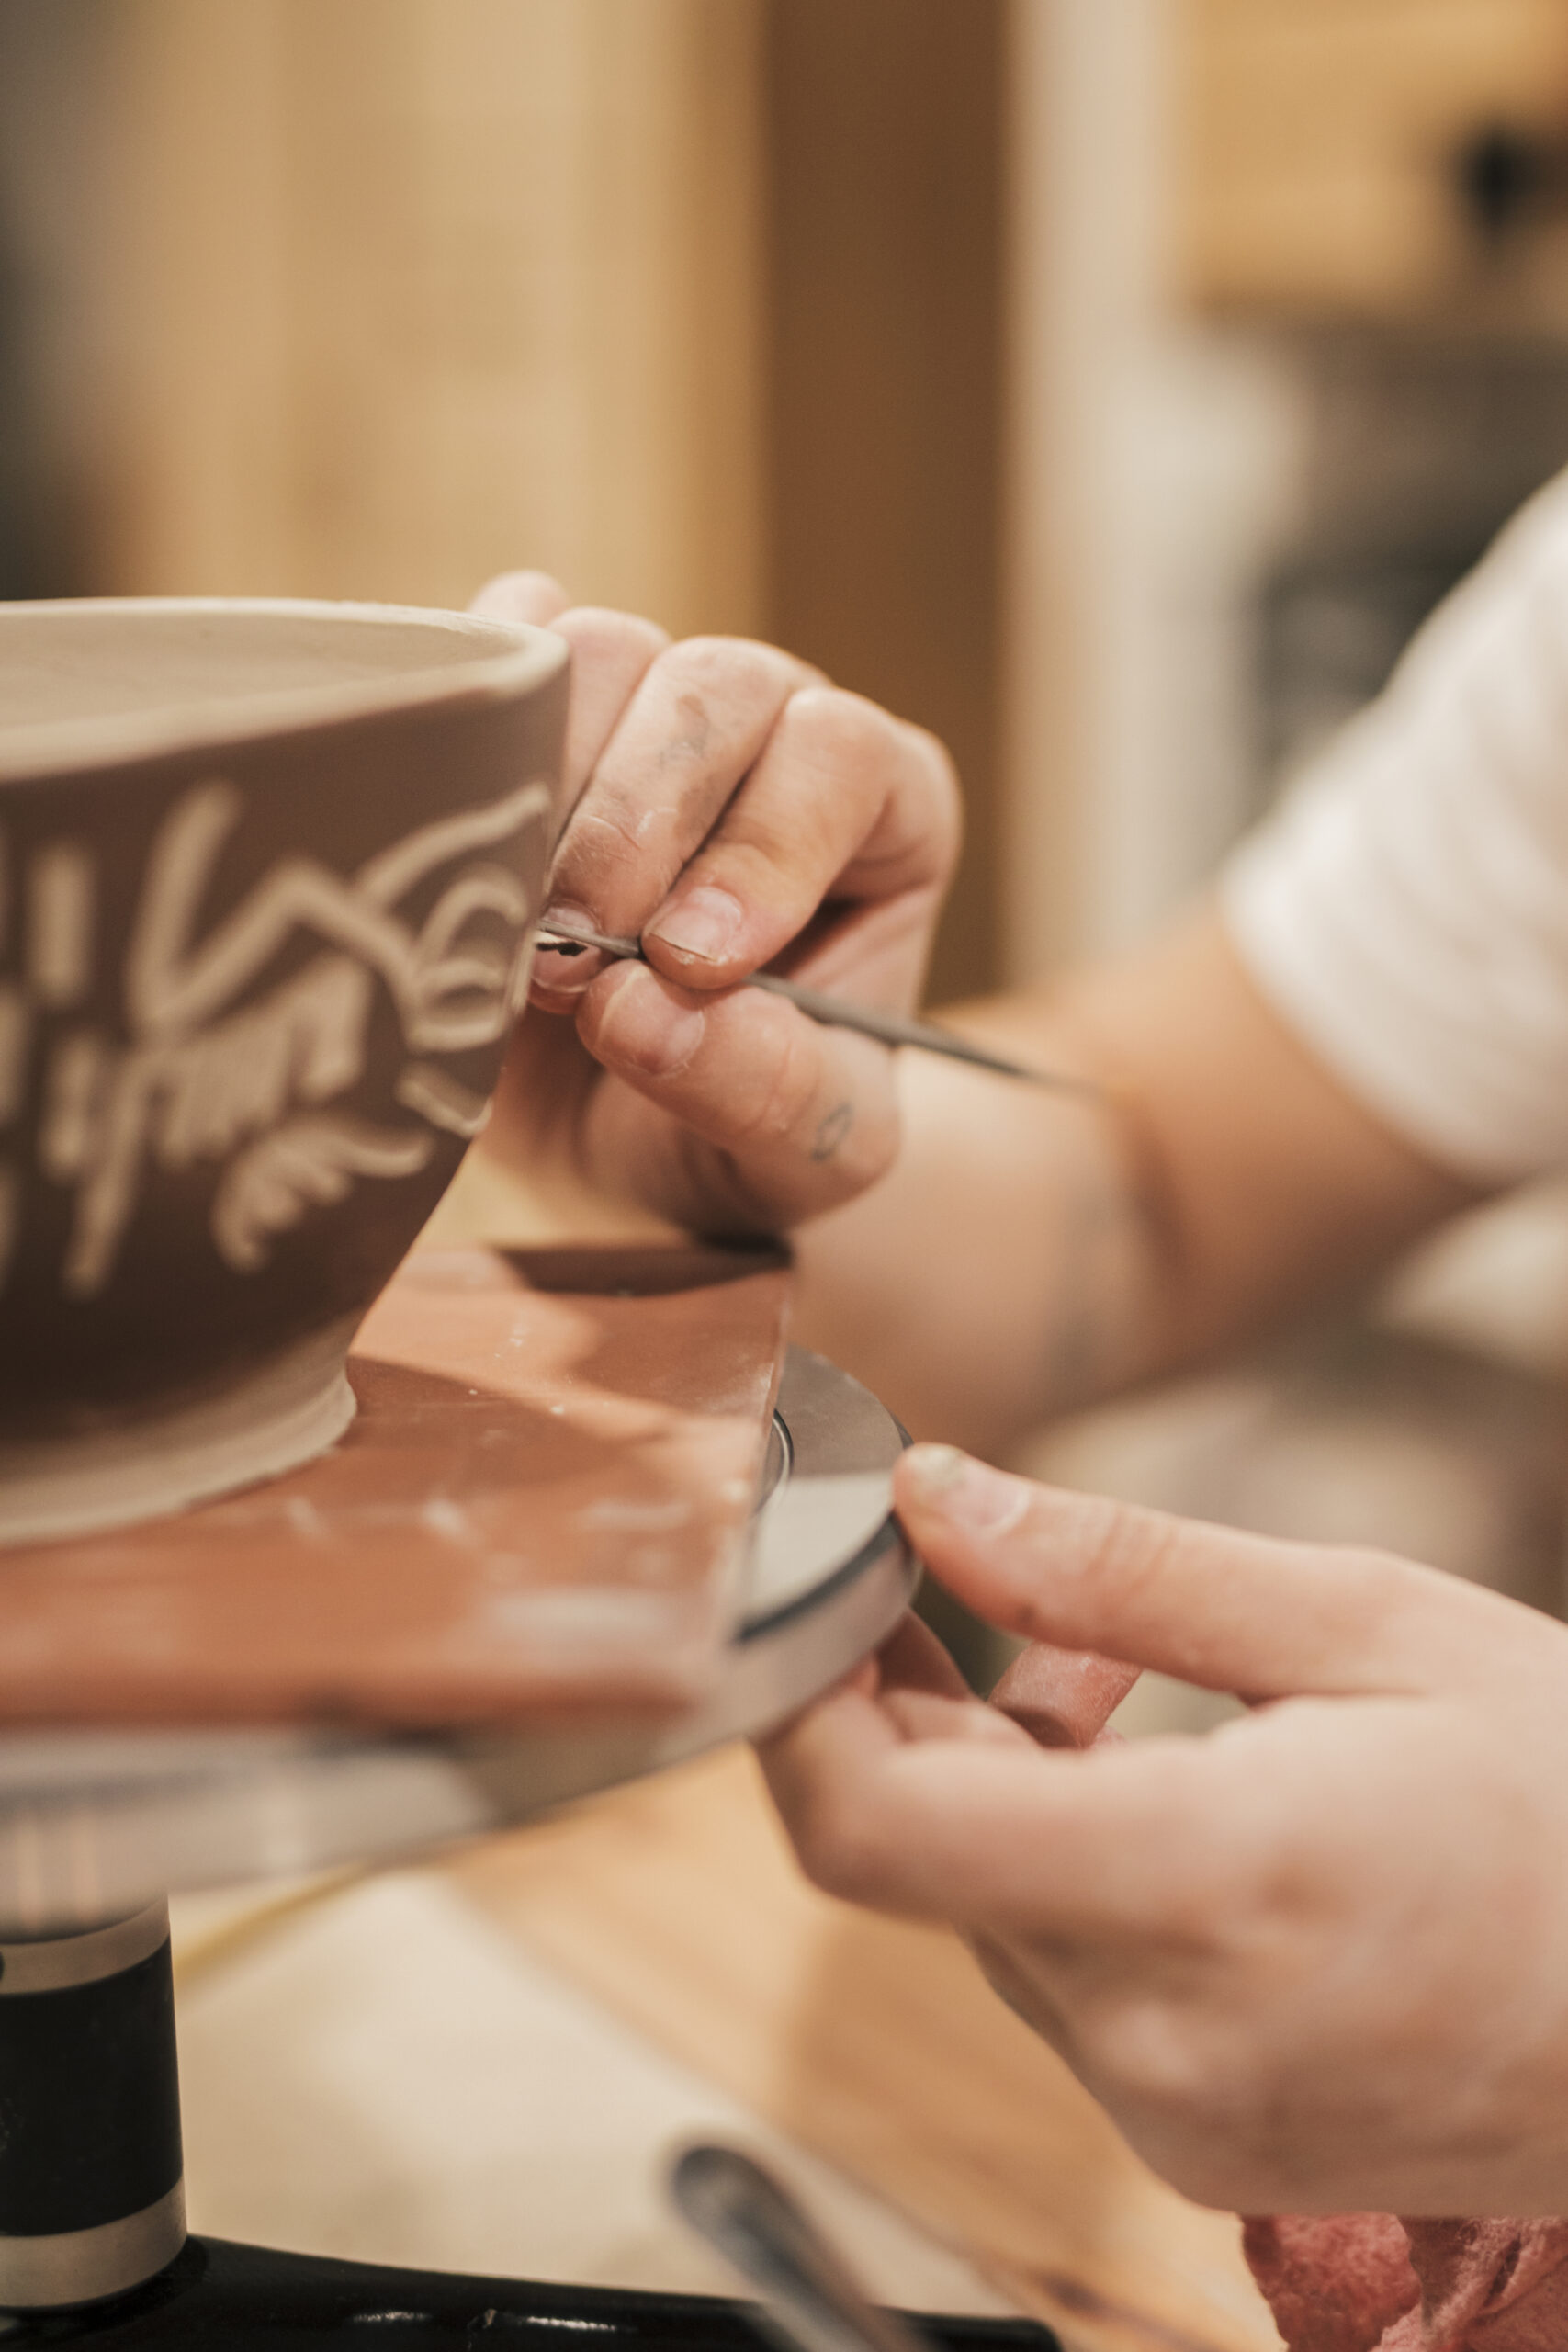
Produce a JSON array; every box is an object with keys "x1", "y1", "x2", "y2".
[{"x1": 0, "y1": 1349, "x2": 922, "y2": 2324}]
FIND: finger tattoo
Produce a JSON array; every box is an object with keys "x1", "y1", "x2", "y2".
[{"x1": 810, "y1": 1102, "x2": 855, "y2": 1162}]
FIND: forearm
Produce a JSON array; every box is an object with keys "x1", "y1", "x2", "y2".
[
  {"x1": 792, "y1": 908, "x2": 1478, "y2": 1457},
  {"x1": 790, "y1": 1021, "x2": 1155, "y2": 1453}
]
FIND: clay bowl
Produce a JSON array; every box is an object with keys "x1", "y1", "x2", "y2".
[{"x1": 0, "y1": 598, "x2": 570, "y2": 1544}]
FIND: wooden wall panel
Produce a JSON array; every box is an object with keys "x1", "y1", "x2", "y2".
[
  {"x1": 1180, "y1": 0, "x2": 1568, "y2": 319},
  {"x1": 763, "y1": 0, "x2": 1006, "y2": 1003},
  {"x1": 97, "y1": 0, "x2": 765, "y2": 633},
  {"x1": 43, "y1": 2, "x2": 1011, "y2": 1000}
]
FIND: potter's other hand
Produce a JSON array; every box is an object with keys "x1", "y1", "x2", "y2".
[
  {"x1": 468, "y1": 572, "x2": 961, "y2": 1231},
  {"x1": 760, "y1": 1446, "x2": 1568, "y2": 2219}
]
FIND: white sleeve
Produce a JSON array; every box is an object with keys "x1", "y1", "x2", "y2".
[{"x1": 1221, "y1": 467, "x2": 1568, "y2": 1187}]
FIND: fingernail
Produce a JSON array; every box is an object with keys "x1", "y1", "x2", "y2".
[
  {"x1": 594, "y1": 963, "x2": 706, "y2": 1075},
  {"x1": 900, "y1": 1445, "x2": 1031, "y2": 1536},
  {"x1": 534, "y1": 901, "x2": 604, "y2": 995},
  {"x1": 646, "y1": 885, "x2": 746, "y2": 967}
]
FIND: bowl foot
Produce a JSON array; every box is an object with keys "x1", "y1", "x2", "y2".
[{"x1": 0, "y1": 1324, "x2": 358, "y2": 1547}]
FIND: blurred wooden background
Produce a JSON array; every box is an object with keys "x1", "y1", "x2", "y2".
[
  {"x1": 100, "y1": 0, "x2": 768, "y2": 638},
  {"x1": 7, "y1": 0, "x2": 1568, "y2": 997},
  {"x1": 1180, "y1": 0, "x2": 1568, "y2": 322},
  {"x1": 49, "y1": 0, "x2": 1007, "y2": 1001},
  {"x1": 764, "y1": 1, "x2": 1005, "y2": 1004}
]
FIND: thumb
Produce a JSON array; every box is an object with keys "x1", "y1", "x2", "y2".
[{"x1": 894, "y1": 1444, "x2": 1474, "y2": 1702}]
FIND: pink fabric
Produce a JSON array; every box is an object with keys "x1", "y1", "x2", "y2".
[
  {"x1": 1244, "y1": 2213, "x2": 1568, "y2": 2351},
  {"x1": 1243, "y1": 2216, "x2": 1422, "y2": 2351}
]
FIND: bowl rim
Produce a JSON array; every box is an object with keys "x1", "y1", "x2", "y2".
[{"x1": 0, "y1": 596, "x2": 570, "y2": 784}]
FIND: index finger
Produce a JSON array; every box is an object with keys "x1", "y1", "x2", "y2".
[
  {"x1": 892, "y1": 1448, "x2": 1551, "y2": 1704},
  {"x1": 639, "y1": 687, "x2": 960, "y2": 995},
  {"x1": 539, "y1": 636, "x2": 820, "y2": 979}
]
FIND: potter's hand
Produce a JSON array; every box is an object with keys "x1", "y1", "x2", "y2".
[
  {"x1": 760, "y1": 1447, "x2": 1568, "y2": 2218},
  {"x1": 469, "y1": 572, "x2": 960, "y2": 1231}
]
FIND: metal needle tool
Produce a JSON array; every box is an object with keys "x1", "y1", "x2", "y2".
[
  {"x1": 534, "y1": 921, "x2": 1107, "y2": 1100},
  {"x1": 670, "y1": 2143, "x2": 933, "y2": 2352}
]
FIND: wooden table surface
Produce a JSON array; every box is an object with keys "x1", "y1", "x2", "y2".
[{"x1": 447, "y1": 1744, "x2": 1282, "y2": 2352}]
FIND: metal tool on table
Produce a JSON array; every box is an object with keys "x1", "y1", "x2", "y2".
[
  {"x1": 671, "y1": 2143, "x2": 933, "y2": 2352},
  {"x1": 535, "y1": 922, "x2": 1108, "y2": 1099}
]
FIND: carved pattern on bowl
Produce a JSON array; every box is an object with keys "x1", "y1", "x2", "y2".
[{"x1": 0, "y1": 774, "x2": 553, "y2": 1301}]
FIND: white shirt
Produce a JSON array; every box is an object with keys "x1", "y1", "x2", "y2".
[{"x1": 1223, "y1": 467, "x2": 1568, "y2": 1187}]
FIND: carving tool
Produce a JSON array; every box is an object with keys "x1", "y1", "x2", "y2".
[
  {"x1": 535, "y1": 921, "x2": 1107, "y2": 1100},
  {"x1": 670, "y1": 2143, "x2": 933, "y2": 2352}
]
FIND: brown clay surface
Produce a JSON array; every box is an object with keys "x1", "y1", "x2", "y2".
[{"x1": 0, "y1": 1245, "x2": 790, "y2": 1725}]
